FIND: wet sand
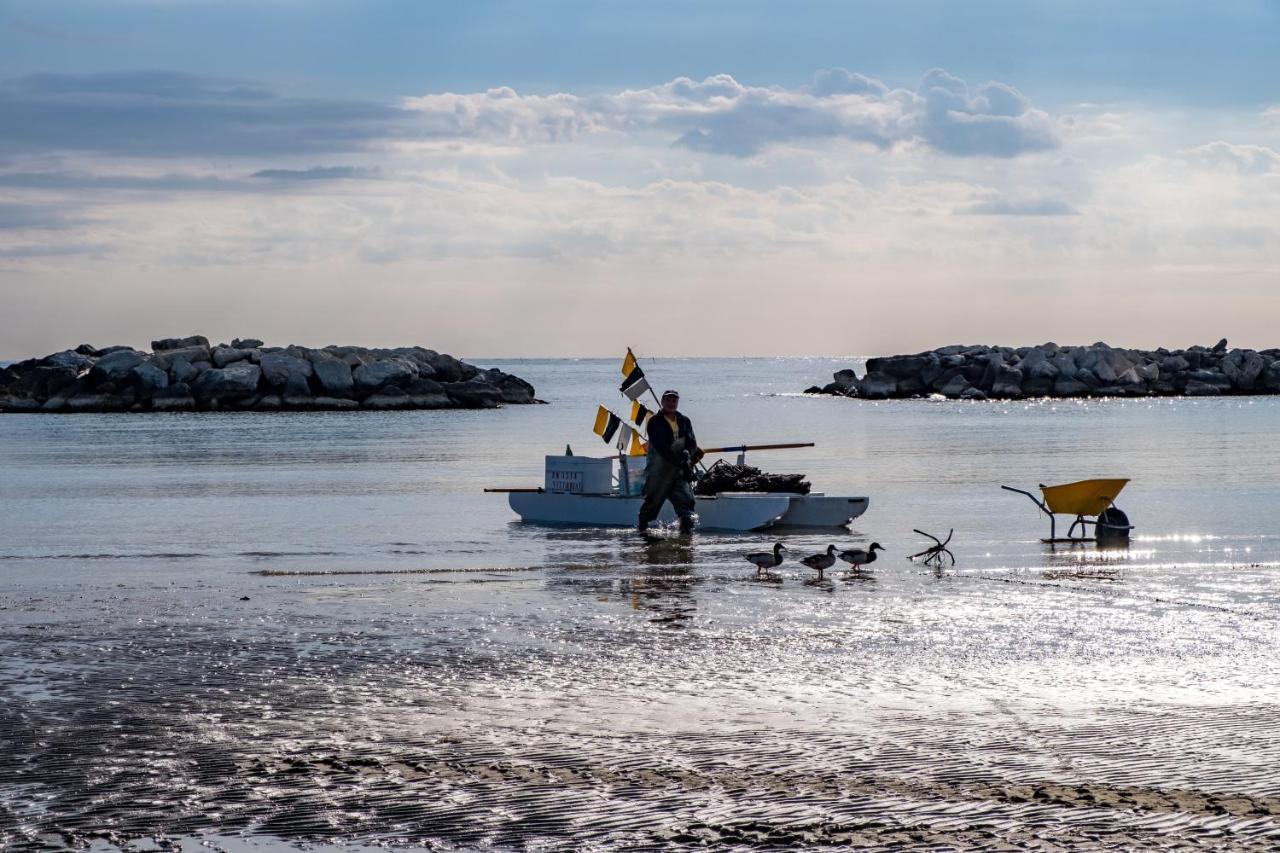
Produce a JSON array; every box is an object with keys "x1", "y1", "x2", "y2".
[{"x1": 3, "y1": 548, "x2": 1279, "y2": 851}]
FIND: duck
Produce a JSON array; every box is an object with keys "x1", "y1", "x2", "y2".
[
  {"x1": 838, "y1": 542, "x2": 884, "y2": 571},
  {"x1": 744, "y1": 541, "x2": 786, "y2": 575},
  {"x1": 800, "y1": 544, "x2": 838, "y2": 580}
]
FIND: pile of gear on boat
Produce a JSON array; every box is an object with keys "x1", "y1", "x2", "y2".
[{"x1": 489, "y1": 349, "x2": 1134, "y2": 547}]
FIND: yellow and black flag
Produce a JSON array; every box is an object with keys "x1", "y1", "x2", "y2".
[
  {"x1": 620, "y1": 366, "x2": 651, "y2": 402},
  {"x1": 621, "y1": 348, "x2": 638, "y2": 377},
  {"x1": 630, "y1": 401, "x2": 652, "y2": 430},
  {"x1": 592, "y1": 405, "x2": 622, "y2": 445}
]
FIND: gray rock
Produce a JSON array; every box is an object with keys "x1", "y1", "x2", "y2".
[
  {"x1": 1259, "y1": 361, "x2": 1280, "y2": 392},
  {"x1": 152, "y1": 335, "x2": 210, "y2": 351},
  {"x1": 94, "y1": 345, "x2": 137, "y2": 356},
  {"x1": 990, "y1": 366, "x2": 1024, "y2": 398},
  {"x1": 167, "y1": 358, "x2": 199, "y2": 385},
  {"x1": 938, "y1": 374, "x2": 971, "y2": 398},
  {"x1": 362, "y1": 386, "x2": 416, "y2": 410},
  {"x1": 212, "y1": 346, "x2": 253, "y2": 368},
  {"x1": 310, "y1": 357, "x2": 355, "y2": 398},
  {"x1": 441, "y1": 379, "x2": 502, "y2": 409},
  {"x1": 259, "y1": 353, "x2": 313, "y2": 388},
  {"x1": 152, "y1": 345, "x2": 213, "y2": 369},
  {"x1": 1, "y1": 396, "x2": 41, "y2": 412},
  {"x1": 1186, "y1": 379, "x2": 1228, "y2": 396},
  {"x1": 1221, "y1": 349, "x2": 1266, "y2": 390},
  {"x1": 254, "y1": 394, "x2": 282, "y2": 411},
  {"x1": 1212, "y1": 338, "x2": 1228, "y2": 353},
  {"x1": 131, "y1": 362, "x2": 169, "y2": 398},
  {"x1": 151, "y1": 383, "x2": 196, "y2": 412},
  {"x1": 353, "y1": 359, "x2": 415, "y2": 395},
  {"x1": 960, "y1": 386, "x2": 987, "y2": 401},
  {"x1": 89, "y1": 350, "x2": 146, "y2": 384},
  {"x1": 1161, "y1": 355, "x2": 1190, "y2": 373},
  {"x1": 66, "y1": 393, "x2": 126, "y2": 412},
  {"x1": 859, "y1": 372, "x2": 897, "y2": 400},
  {"x1": 1054, "y1": 378, "x2": 1091, "y2": 397},
  {"x1": 191, "y1": 362, "x2": 261, "y2": 400},
  {"x1": 41, "y1": 349, "x2": 93, "y2": 373},
  {"x1": 1136, "y1": 363, "x2": 1160, "y2": 383},
  {"x1": 232, "y1": 338, "x2": 264, "y2": 350}
]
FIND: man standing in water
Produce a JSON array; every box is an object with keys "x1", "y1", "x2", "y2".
[{"x1": 637, "y1": 389, "x2": 702, "y2": 532}]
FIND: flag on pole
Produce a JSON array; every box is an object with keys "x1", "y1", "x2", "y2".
[
  {"x1": 621, "y1": 348, "x2": 638, "y2": 377},
  {"x1": 592, "y1": 405, "x2": 621, "y2": 444},
  {"x1": 630, "y1": 401, "x2": 652, "y2": 430},
  {"x1": 628, "y1": 429, "x2": 647, "y2": 457},
  {"x1": 620, "y1": 365, "x2": 651, "y2": 401},
  {"x1": 615, "y1": 422, "x2": 631, "y2": 452}
]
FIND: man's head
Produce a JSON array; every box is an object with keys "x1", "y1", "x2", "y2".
[{"x1": 661, "y1": 389, "x2": 679, "y2": 416}]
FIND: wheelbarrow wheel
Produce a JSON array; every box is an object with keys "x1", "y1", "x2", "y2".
[{"x1": 1096, "y1": 507, "x2": 1131, "y2": 543}]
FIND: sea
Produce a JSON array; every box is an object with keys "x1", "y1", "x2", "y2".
[{"x1": 2, "y1": 357, "x2": 1278, "y2": 850}]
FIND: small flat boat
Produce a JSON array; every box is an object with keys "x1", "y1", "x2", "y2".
[{"x1": 495, "y1": 454, "x2": 869, "y2": 532}]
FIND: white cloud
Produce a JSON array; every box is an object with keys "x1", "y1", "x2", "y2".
[
  {"x1": 1185, "y1": 141, "x2": 1280, "y2": 174},
  {"x1": 403, "y1": 68, "x2": 1059, "y2": 159}
]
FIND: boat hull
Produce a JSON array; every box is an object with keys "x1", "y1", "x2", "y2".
[
  {"x1": 508, "y1": 492, "x2": 792, "y2": 531},
  {"x1": 777, "y1": 495, "x2": 870, "y2": 527}
]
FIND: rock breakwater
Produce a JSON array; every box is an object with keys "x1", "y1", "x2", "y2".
[
  {"x1": 0, "y1": 336, "x2": 538, "y2": 413},
  {"x1": 806, "y1": 339, "x2": 1280, "y2": 400}
]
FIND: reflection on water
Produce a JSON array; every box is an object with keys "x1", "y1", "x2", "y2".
[{"x1": 3, "y1": 360, "x2": 1280, "y2": 849}]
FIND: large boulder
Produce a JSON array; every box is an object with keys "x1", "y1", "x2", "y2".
[
  {"x1": 990, "y1": 366, "x2": 1024, "y2": 398},
  {"x1": 191, "y1": 362, "x2": 261, "y2": 401},
  {"x1": 152, "y1": 344, "x2": 213, "y2": 369},
  {"x1": 441, "y1": 378, "x2": 502, "y2": 409},
  {"x1": 130, "y1": 362, "x2": 169, "y2": 398},
  {"x1": 1221, "y1": 349, "x2": 1266, "y2": 391},
  {"x1": 211, "y1": 346, "x2": 253, "y2": 368},
  {"x1": 361, "y1": 385, "x2": 416, "y2": 410},
  {"x1": 404, "y1": 377, "x2": 451, "y2": 408},
  {"x1": 152, "y1": 335, "x2": 210, "y2": 351},
  {"x1": 859, "y1": 372, "x2": 897, "y2": 400},
  {"x1": 89, "y1": 350, "x2": 146, "y2": 384},
  {"x1": 353, "y1": 359, "x2": 415, "y2": 395},
  {"x1": 937, "y1": 374, "x2": 971, "y2": 399},
  {"x1": 1053, "y1": 378, "x2": 1092, "y2": 397},
  {"x1": 232, "y1": 338, "x2": 264, "y2": 350},
  {"x1": 311, "y1": 357, "x2": 355, "y2": 398},
  {"x1": 40, "y1": 349, "x2": 93, "y2": 373},
  {"x1": 1185, "y1": 370, "x2": 1232, "y2": 396},
  {"x1": 151, "y1": 383, "x2": 196, "y2": 411},
  {"x1": 259, "y1": 353, "x2": 313, "y2": 389}
]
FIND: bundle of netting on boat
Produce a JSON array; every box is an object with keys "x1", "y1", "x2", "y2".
[{"x1": 694, "y1": 460, "x2": 811, "y2": 496}]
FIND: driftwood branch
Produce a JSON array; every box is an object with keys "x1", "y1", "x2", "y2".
[{"x1": 909, "y1": 528, "x2": 955, "y2": 567}]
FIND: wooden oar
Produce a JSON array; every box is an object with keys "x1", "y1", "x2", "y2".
[{"x1": 700, "y1": 442, "x2": 815, "y2": 453}]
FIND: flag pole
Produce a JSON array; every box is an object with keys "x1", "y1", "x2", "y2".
[{"x1": 627, "y1": 347, "x2": 666, "y2": 411}]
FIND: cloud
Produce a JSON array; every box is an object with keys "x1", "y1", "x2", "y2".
[
  {"x1": 251, "y1": 165, "x2": 382, "y2": 181},
  {"x1": 1186, "y1": 141, "x2": 1280, "y2": 174},
  {"x1": 960, "y1": 197, "x2": 1079, "y2": 216},
  {"x1": 0, "y1": 71, "x2": 412, "y2": 157},
  {"x1": 0, "y1": 201, "x2": 80, "y2": 230},
  {"x1": 402, "y1": 68, "x2": 1059, "y2": 159},
  {"x1": 0, "y1": 68, "x2": 1057, "y2": 162}
]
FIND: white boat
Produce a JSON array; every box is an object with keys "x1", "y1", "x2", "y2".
[{"x1": 497, "y1": 454, "x2": 870, "y2": 532}]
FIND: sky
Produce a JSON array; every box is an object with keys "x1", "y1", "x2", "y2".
[{"x1": 1, "y1": 0, "x2": 1278, "y2": 358}]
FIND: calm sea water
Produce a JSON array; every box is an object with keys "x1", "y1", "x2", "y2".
[{"x1": 2, "y1": 358, "x2": 1278, "y2": 849}]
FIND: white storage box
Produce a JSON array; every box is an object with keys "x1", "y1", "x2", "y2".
[{"x1": 545, "y1": 455, "x2": 613, "y2": 494}]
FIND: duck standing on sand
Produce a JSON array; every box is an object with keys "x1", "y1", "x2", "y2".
[
  {"x1": 838, "y1": 542, "x2": 884, "y2": 571},
  {"x1": 744, "y1": 542, "x2": 786, "y2": 576},
  {"x1": 800, "y1": 544, "x2": 838, "y2": 580}
]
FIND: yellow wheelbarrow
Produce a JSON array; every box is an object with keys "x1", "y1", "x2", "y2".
[{"x1": 1001, "y1": 479, "x2": 1133, "y2": 543}]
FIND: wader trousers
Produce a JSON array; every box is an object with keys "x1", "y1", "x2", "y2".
[{"x1": 638, "y1": 456, "x2": 696, "y2": 529}]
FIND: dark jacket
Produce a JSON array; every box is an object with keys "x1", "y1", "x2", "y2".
[{"x1": 646, "y1": 411, "x2": 698, "y2": 465}]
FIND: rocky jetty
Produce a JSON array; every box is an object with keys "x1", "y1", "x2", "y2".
[
  {"x1": 806, "y1": 339, "x2": 1280, "y2": 400},
  {"x1": 0, "y1": 336, "x2": 538, "y2": 413}
]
